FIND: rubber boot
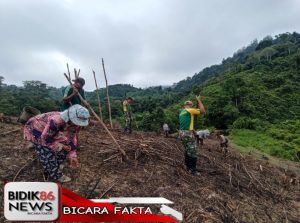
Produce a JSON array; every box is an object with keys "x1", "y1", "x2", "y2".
[
  {"x1": 184, "y1": 152, "x2": 191, "y2": 171},
  {"x1": 190, "y1": 157, "x2": 200, "y2": 176},
  {"x1": 184, "y1": 152, "x2": 189, "y2": 170}
]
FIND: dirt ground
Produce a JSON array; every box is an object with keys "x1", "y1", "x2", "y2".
[{"x1": 0, "y1": 122, "x2": 300, "y2": 223}]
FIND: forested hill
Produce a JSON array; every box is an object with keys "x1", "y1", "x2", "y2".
[
  {"x1": 164, "y1": 32, "x2": 300, "y2": 161},
  {"x1": 0, "y1": 32, "x2": 299, "y2": 160},
  {"x1": 181, "y1": 32, "x2": 300, "y2": 127},
  {"x1": 173, "y1": 32, "x2": 300, "y2": 92}
]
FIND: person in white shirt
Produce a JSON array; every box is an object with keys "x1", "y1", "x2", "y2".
[
  {"x1": 196, "y1": 129, "x2": 210, "y2": 145},
  {"x1": 163, "y1": 123, "x2": 170, "y2": 137}
]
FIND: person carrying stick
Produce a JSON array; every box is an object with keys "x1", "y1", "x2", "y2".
[
  {"x1": 179, "y1": 96, "x2": 205, "y2": 175},
  {"x1": 62, "y1": 77, "x2": 88, "y2": 110},
  {"x1": 62, "y1": 77, "x2": 88, "y2": 148}
]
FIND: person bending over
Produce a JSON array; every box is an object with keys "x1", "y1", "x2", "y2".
[{"x1": 24, "y1": 104, "x2": 90, "y2": 183}]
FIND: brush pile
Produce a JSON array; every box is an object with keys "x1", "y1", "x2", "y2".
[{"x1": 0, "y1": 122, "x2": 300, "y2": 223}]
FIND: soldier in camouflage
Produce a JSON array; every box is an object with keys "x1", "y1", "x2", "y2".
[
  {"x1": 179, "y1": 96, "x2": 206, "y2": 175},
  {"x1": 123, "y1": 96, "x2": 133, "y2": 133}
]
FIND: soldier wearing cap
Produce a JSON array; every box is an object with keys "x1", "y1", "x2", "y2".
[
  {"x1": 123, "y1": 96, "x2": 133, "y2": 133},
  {"x1": 179, "y1": 95, "x2": 205, "y2": 175}
]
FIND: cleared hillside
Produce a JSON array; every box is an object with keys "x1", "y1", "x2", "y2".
[{"x1": 0, "y1": 122, "x2": 299, "y2": 223}]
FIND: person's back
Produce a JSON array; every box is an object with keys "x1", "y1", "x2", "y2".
[
  {"x1": 197, "y1": 129, "x2": 210, "y2": 139},
  {"x1": 179, "y1": 96, "x2": 205, "y2": 175},
  {"x1": 163, "y1": 123, "x2": 169, "y2": 137},
  {"x1": 179, "y1": 108, "x2": 201, "y2": 131},
  {"x1": 23, "y1": 105, "x2": 90, "y2": 183},
  {"x1": 123, "y1": 99, "x2": 132, "y2": 113},
  {"x1": 163, "y1": 123, "x2": 169, "y2": 131}
]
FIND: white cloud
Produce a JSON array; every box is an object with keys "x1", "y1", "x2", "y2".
[{"x1": 0, "y1": 0, "x2": 300, "y2": 90}]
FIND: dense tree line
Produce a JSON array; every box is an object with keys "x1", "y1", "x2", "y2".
[{"x1": 0, "y1": 32, "x2": 299, "y2": 159}]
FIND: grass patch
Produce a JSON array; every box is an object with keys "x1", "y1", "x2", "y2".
[{"x1": 230, "y1": 129, "x2": 299, "y2": 161}]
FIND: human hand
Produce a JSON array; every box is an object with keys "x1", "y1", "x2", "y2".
[
  {"x1": 69, "y1": 157, "x2": 79, "y2": 168},
  {"x1": 63, "y1": 145, "x2": 71, "y2": 152},
  {"x1": 72, "y1": 87, "x2": 79, "y2": 94},
  {"x1": 196, "y1": 95, "x2": 202, "y2": 101},
  {"x1": 56, "y1": 143, "x2": 71, "y2": 152}
]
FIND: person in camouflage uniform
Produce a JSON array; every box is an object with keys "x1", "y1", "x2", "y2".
[
  {"x1": 179, "y1": 95, "x2": 206, "y2": 175},
  {"x1": 123, "y1": 96, "x2": 133, "y2": 133}
]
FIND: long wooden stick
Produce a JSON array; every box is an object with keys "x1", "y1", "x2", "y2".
[
  {"x1": 63, "y1": 73, "x2": 126, "y2": 156},
  {"x1": 93, "y1": 70, "x2": 103, "y2": 120},
  {"x1": 66, "y1": 63, "x2": 71, "y2": 80},
  {"x1": 74, "y1": 68, "x2": 78, "y2": 79},
  {"x1": 101, "y1": 58, "x2": 113, "y2": 129},
  {"x1": 77, "y1": 69, "x2": 80, "y2": 77}
]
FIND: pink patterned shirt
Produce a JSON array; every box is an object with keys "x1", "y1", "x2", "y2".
[{"x1": 24, "y1": 112, "x2": 79, "y2": 158}]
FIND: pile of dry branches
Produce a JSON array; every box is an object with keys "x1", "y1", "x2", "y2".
[{"x1": 1, "y1": 123, "x2": 299, "y2": 222}]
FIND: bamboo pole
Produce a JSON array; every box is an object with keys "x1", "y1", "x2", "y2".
[
  {"x1": 63, "y1": 73, "x2": 126, "y2": 156},
  {"x1": 74, "y1": 68, "x2": 78, "y2": 79},
  {"x1": 66, "y1": 63, "x2": 71, "y2": 80},
  {"x1": 92, "y1": 70, "x2": 103, "y2": 120},
  {"x1": 101, "y1": 58, "x2": 113, "y2": 129}
]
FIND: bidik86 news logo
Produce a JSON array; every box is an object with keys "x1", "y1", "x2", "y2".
[
  {"x1": 4, "y1": 182, "x2": 59, "y2": 221},
  {"x1": 4, "y1": 182, "x2": 182, "y2": 222}
]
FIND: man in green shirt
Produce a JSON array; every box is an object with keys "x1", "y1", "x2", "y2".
[
  {"x1": 179, "y1": 95, "x2": 205, "y2": 175},
  {"x1": 62, "y1": 77, "x2": 87, "y2": 111}
]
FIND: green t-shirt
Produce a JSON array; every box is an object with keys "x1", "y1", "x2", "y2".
[
  {"x1": 61, "y1": 85, "x2": 86, "y2": 111},
  {"x1": 179, "y1": 108, "x2": 201, "y2": 131}
]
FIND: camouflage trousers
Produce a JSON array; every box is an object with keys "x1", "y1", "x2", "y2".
[
  {"x1": 124, "y1": 112, "x2": 132, "y2": 133},
  {"x1": 180, "y1": 131, "x2": 197, "y2": 158}
]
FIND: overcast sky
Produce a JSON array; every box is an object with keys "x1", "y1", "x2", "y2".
[{"x1": 0, "y1": 0, "x2": 300, "y2": 90}]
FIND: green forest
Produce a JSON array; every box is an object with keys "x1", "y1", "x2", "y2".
[{"x1": 0, "y1": 32, "x2": 299, "y2": 161}]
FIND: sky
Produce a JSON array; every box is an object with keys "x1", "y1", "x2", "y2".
[{"x1": 0, "y1": 0, "x2": 300, "y2": 90}]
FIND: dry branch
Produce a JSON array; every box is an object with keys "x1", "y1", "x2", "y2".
[
  {"x1": 74, "y1": 68, "x2": 78, "y2": 79},
  {"x1": 0, "y1": 128, "x2": 20, "y2": 136},
  {"x1": 100, "y1": 180, "x2": 117, "y2": 198},
  {"x1": 86, "y1": 178, "x2": 101, "y2": 199},
  {"x1": 13, "y1": 158, "x2": 36, "y2": 182}
]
